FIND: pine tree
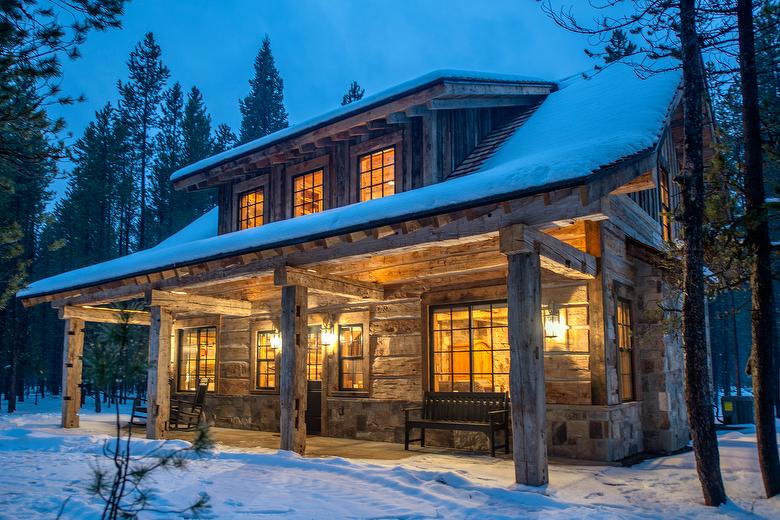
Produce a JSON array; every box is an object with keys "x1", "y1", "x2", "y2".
[
  {"x1": 178, "y1": 86, "x2": 216, "y2": 228},
  {"x1": 118, "y1": 32, "x2": 170, "y2": 250},
  {"x1": 341, "y1": 81, "x2": 365, "y2": 105},
  {"x1": 604, "y1": 29, "x2": 638, "y2": 63},
  {"x1": 213, "y1": 124, "x2": 238, "y2": 153},
  {"x1": 239, "y1": 35, "x2": 288, "y2": 143},
  {"x1": 150, "y1": 82, "x2": 184, "y2": 244}
]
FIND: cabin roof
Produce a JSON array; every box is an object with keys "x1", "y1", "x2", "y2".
[
  {"x1": 170, "y1": 69, "x2": 556, "y2": 185},
  {"x1": 18, "y1": 63, "x2": 681, "y2": 301}
]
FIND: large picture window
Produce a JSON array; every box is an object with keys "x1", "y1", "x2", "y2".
[
  {"x1": 255, "y1": 331, "x2": 278, "y2": 390},
  {"x1": 178, "y1": 327, "x2": 216, "y2": 392},
  {"x1": 307, "y1": 325, "x2": 323, "y2": 381},
  {"x1": 359, "y1": 146, "x2": 395, "y2": 202},
  {"x1": 617, "y1": 299, "x2": 635, "y2": 401},
  {"x1": 430, "y1": 302, "x2": 510, "y2": 393},
  {"x1": 338, "y1": 324, "x2": 364, "y2": 390},
  {"x1": 292, "y1": 169, "x2": 324, "y2": 216},
  {"x1": 238, "y1": 188, "x2": 264, "y2": 230}
]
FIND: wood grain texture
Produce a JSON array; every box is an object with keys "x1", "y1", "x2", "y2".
[
  {"x1": 146, "y1": 307, "x2": 172, "y2": 439},
  {"x1": 61, "y1": 318, "x2": 84, "y2": 428},
  {"x1": 279, "y1": 285, "x2": 308, "y2": 454}
]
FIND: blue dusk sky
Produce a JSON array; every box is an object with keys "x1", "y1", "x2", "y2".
[{"x1": 49, "y1": 0, "x2": 600, "y2": 196}]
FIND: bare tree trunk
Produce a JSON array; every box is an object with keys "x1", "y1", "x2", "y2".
[
  {"x1": 736, "y1": 0, "x2": 780, "y2": 498},
  {"x1": 678, "y1": 0, "x2": 728, "y2": 506}
]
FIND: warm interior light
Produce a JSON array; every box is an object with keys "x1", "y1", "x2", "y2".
[
  {"x1": 170, "y1": 290, "x2": 187, "y2": 295},
  {"x1": 544, "y1": 303, "x2": 569, "y2": 339}
]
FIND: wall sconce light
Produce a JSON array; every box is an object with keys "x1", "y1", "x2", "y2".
[
  {"x1": 270, "y1": 332, "x2": 282, "y2": 350},
  {"x1": 544, "y1": 302, "x2": 569, "y2": 339},
  {"x1": 321, "y1": 323, "x2": 337, "y2": 352}
]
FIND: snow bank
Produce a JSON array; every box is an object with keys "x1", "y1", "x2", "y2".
[
  {"x1": 1, "y1": 398, "x2": 779, "y2": 519},
  {"x1": 18, "y1": 63, "x2": 680, "y2": 300}
]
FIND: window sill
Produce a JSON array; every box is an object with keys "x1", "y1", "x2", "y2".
[
  {"x1": 250, "y1": 390, "x2": 279, "y2": 396},
  {"x1": 331, "y1": 391, "x2": 369, "y2": 398}
]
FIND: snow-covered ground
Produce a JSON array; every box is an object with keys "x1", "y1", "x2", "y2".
[{"x1": 0, "y1": 398, "x2": 778, "y2": 519}]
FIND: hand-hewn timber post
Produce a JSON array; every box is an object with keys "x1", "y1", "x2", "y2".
[
  {"x1": 61, "y1": 318, "x2": 85, "y2": 428},
  {"x1": 500, "y1": 224, "x2": 548, "y2": 486},
  {"x1": 279, "y1": 285, "x2": 308, "y2": 454},
  {"x1": 147, "y1": 306, "x2": 172, "y2": 439}
]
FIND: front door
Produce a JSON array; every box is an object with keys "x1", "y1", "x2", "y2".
[{"x1": 306, "y1": 326, "x2": 323, "y2": 434}]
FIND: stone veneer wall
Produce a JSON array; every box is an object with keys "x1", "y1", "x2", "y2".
[
  {"x1": 547, "y1": 402, "x2": 642, "y2": 461},
  {"x1": 634, "y1": 257, "x2": 690, "y2": 454}
]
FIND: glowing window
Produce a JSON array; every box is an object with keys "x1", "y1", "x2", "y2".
[
  {"x1": 359, "y1": 146, "x2": 395, "y2": 202},
  {"x1": 255, "y1": 331, "x2": 278, "y2": 390},
  {"x1": 237, "y1": 188, "x2": 264, "y2": 230},
  {"x1": 293, "y1": 170, "x2": 324, "y2": 216},
  {"x1": 178, "y1": 327, "x2": 216, "y2": 392},
  {"x1": 307, "y1": 325, "x2": 323, "y2": 381},
  {"x1": 430, "y1": 302, "x2": 509, "y2": 393},
  {"x1": 617, "y1": 299, "x2": 635, "y2": 401},
  {"x1": 338, "y1": 324, "x2": 364, "y2": 390}
]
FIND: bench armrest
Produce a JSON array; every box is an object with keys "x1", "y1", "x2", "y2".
[
  {"x1": 488, "y1": 409, "x2": 509, "y2": 424},
  {"x1": 402, "y1": 406, "x2": 423, "y2": 420}
]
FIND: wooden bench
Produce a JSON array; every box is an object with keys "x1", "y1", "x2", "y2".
[{"x1": 403, "y1": 391, "x2": 510, "y2": 457}]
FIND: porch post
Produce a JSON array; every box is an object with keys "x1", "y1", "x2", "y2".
[
  {"x1": 146, "y1": 306, "x2": 172, "y2": 439},
  {"x1": 61, "y1": 318, "x2": 84, "y2": 428},
  {"x1": 501, "y1": 224, "x2": 548, "y2": 486},
  {"x1": 279, "y1": 285, "x2": 308, "y2": 454}
]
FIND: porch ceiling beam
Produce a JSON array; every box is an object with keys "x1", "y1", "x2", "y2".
[
  {"x1": 58, "y1": 305, "x2": 151, "y2": 326},
  {"x1": 500, "y1": 224, "x2": 597, "y2": 279},
  {"x1": 147, "y1": 289, "x2": 252, "y2": 316},
  {"x1": 274, "y1": 266, "x2": 384, "y2": 301},
  {"x1": 609, "y1": 171, "x2": 656, "y2": 195}
]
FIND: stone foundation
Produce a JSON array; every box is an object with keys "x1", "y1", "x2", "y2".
[{"x1": 547, "y1": 402, "x2": 642, "y2": 461}]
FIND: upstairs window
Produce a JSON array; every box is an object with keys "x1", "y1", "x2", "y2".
[
  {"x1": 359, "y1": 146, "x2": 395, "y2": 202},
  {"x1": 659, "y1": 168, "x2": 672, "y2": 241},
  {"x1": 293, "y1": 169, "x2": 324, "y2": 216},
  {"x1": 238, "y1": 188, "x2": 264, "y2": 230}
]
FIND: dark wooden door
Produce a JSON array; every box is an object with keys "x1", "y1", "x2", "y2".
[{"x1": 306, "y1": 380, "x2": 322, "y2": 434}]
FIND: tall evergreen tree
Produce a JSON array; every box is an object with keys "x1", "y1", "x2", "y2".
[
  {"x1": 150, "y1": 82, "x2": 184, "y2": 243},
  {"x1": 239, "y1": 35, "x2": 288, "y2": 143},
  {"x1": 341, "y1": 81, "x2": 365, "y2": 105},
  {"x1": 118, "y1": 32, "x2": 170, "y2": 250},
  {"x1": 178, "y1": 86, "x2": 216, "y2": 228},
  {"x1": 213, "y1": 124, "x2": 238, "y2": 153},
  {"x1": 604, "y1": 29, "x2": 638, "y2": 63}
]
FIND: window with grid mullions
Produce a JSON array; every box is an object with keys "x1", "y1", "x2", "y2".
[
  {"x1": 292, "y1": 169, "x2": 324, "y2": 217},
  {"x1": 359, "y1": 146, "x2": 395, "y2": 202},
  {"x1": 430, "y1": 302, "x2": 510, "y2": 393},
  {"x1": 237, "y1": 188, "x2": 264, "y2": 230}
]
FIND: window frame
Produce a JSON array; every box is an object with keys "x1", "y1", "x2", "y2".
[
  {"x1": 428, "y1": 299, "x2": 511, "y2": 393},
  {"x1": 616, "y1": 297, "x2": 636, "y2": 402},
  {"x1": 254, "y1": 329, "x2": 279, "y2": 391},
  {"x1": 285, "y1": 155, "x2": 330, "y2": 218},
  {"x1": 176, "y1": 326, "x2": 218, "y2": 393},
  {"x1": 231, "y1": 174, "x2": 270, "y2": 232},
  {"x1": 291, "y1": 169, "x2": 325, "y2": 217},
  {"x1": 337, "y1": 323, "x2": 366, "y2": 392},
  {"x1": 349, "y1": 131, "x2": 403, "y2": 204},
  {"x1": 658, "y1": 167, "x2": 672, "y2": 242},
  {"x1": 307, "y1": 324, "x2": 323, "y2": 382}
]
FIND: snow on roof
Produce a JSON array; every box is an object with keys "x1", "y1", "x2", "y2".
[
  {"x1": 170, "y1": 69, "x2": 555, "y2": 183},
  {"x1": 19, "y1": 63, "x2": 681, "y2": 300}
]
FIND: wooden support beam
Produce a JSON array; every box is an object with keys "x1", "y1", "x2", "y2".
[
  {"x1": 148, "y1": 289, "x2": 251, "y2": 316},
  {"x1": 61, "y1": 318, "x2": 84, "y2": 428},
  {"x1": 146, "y1": 306, "x2": 172, "y2": 439},
  {"x1": 427, "y1": 96, "x2": 536, "y2": 110},
  {"x1": 504, "y1": 233, "x2": 548, "y2": 486},
  {"x1": 609, "y1": 170, "x2": 655, "y2": 195},
  {"x1": 58, "y1": 305, "x2": 151, "y2": 326},
  {"x1": 386, "y1": 112, "x2": 410, "y2": 124},
  {"x1": 500, "y1": 223, "x2": 597, "y2": 279},
  {"x1": 274, "y1": 266, "x2": 384, "y2": 300},
  {"x1": 279, "y1": 285, "x2": 308, "y2": 454}
]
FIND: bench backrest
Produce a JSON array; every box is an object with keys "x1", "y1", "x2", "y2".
[{"x1": 422, "y1": 392, "x2": 508, "y2": 422}]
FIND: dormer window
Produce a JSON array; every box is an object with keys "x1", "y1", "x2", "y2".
[
  {"x1": 359, "y1": 146, "x2": 395, "y2": 202},
  {"x1": 238, "y1": 188, "x2": 264, "y2": 230},
  {"x1": 292, "y1": 169, "x2": 324, "y2": 216}
]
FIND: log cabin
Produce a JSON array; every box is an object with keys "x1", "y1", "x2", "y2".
[{"x1": 18, "y1": 64, "x2": 701, "y2": 485}]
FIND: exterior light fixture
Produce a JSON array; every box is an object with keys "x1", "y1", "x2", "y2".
[
  {"x1": 321, "y1": 323, "x2": 337, "y2": 351},
  {"x1": 270, "y1": 332, "x2": 282, "y2": 350},
  {"x1": 543, "y1": 302, "x2": 569, "y2": 339}
]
